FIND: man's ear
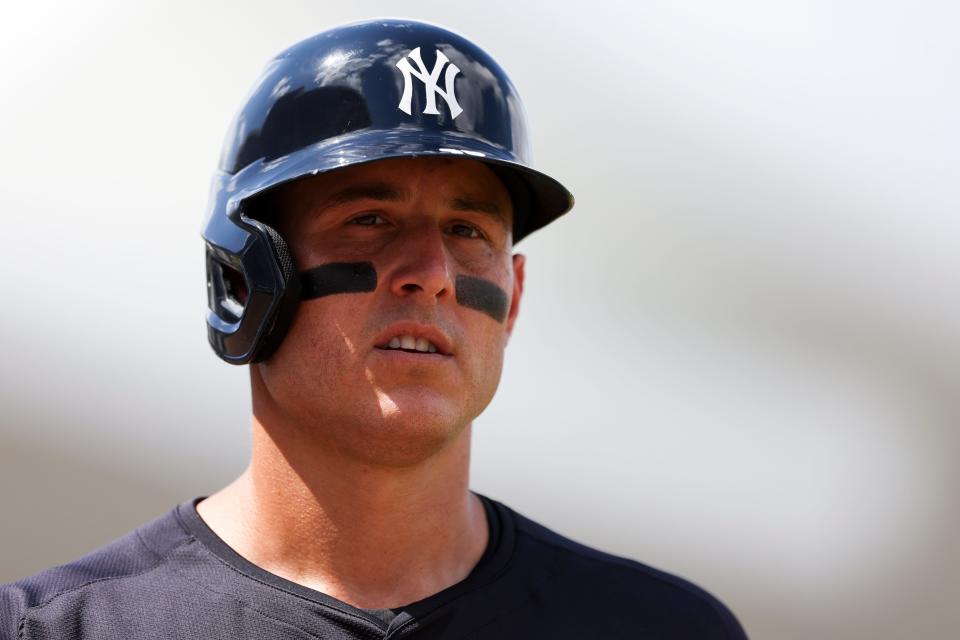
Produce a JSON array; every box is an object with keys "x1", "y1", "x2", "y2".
[{"x1": 505, "y1": 253, "x2": 525, "y2": 340}]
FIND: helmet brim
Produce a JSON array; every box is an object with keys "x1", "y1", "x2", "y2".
[{"x1": 221, "y1": 128, "x2": 574, "y2": 244}]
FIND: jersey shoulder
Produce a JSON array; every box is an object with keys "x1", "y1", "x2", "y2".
[
  {"x1": 0, "y1": 507, "x2": 190, "y2": 640},
  {"x1": 502, "y1": 502, "x2": 748, "y2": 640}
]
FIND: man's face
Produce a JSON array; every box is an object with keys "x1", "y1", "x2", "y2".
[{"x1": 252, "y1": 157, "x2": 524, "y2": 467}]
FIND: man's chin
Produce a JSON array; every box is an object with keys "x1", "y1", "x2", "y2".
[{"x1": 335, "y1": 397, "x2": 473, "y2": 469}]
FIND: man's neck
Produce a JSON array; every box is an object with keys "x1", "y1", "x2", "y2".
[{"x1": 195, "y1": 416, "x2": 488, "y2": 610}]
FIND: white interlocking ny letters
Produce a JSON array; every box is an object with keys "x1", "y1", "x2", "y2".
[{"x1": 396, "y1": 47, "x2": 463, "y2": 119}]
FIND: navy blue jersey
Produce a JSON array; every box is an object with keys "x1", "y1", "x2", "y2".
[{"x1": 1, "y1": 494, "x2": 747, "y2": 639}]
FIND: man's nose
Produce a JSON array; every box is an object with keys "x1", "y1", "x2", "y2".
[{"x1": 387, "y1": 224, "x2": 454, "y2": 302}]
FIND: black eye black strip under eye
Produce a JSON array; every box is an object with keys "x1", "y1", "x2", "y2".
[
  {"x1": 300, "y1": 262, "x2": 378, "y2": 299},
  {"x1": 298, "y1": 264, "x2": 508, "y2": 323},
  {"x1": 455, "y1": 275, "x2": 509, "y2": 323}
]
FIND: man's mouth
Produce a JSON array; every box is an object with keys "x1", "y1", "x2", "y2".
[
  {"x1": 378, "y1": 335, "x2": 439, "y2": 354},
  {"x1": 373, "y1": 324, "x2": 453, "y2": 356}
]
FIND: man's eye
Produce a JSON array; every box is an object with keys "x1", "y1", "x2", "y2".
[
  {"x1": 450, "y1": 223, "x2": 482, "y2": 239},
  {"x1": 349, "y1": 213, "x2": 384, "y2": 226}
]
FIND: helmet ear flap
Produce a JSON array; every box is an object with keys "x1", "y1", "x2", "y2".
[
  {"x1": 261, "y1": 222, "x2": 297, "y2": 285},
  {"x1": 207, "y1": 254, "x2": 248, "y2": 321},
  {"x1": 248, "y1": 221, "x2": 301, "y2": 363}
]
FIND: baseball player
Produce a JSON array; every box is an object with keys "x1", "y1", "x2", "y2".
[{"x1": 1, "y1": 19, "x2": 748, "y2": 639}]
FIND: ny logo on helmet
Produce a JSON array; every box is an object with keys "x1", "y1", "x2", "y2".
[{"x1": 396, "y1": 47, "x2": 463, "y2": 119}]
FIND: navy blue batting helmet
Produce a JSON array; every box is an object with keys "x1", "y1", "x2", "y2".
[{"x1": 202, "y1": 19, "x2": 574, "y2": 364}]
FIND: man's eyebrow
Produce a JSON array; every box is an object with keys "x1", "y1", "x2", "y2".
[
  {"x1": 312, "y1": 184, "x2": 510, "y2": 229},
  {"x1": 450, "y1": 196, "x2": 509, "y2": 229},
  {"x1": 319, "y1": 183, "x2": 407, "y2": 210}
]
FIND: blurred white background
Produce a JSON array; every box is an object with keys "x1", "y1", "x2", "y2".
[{"x1": 1, "y1": 1, "x2": 957, "y2": 638}]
